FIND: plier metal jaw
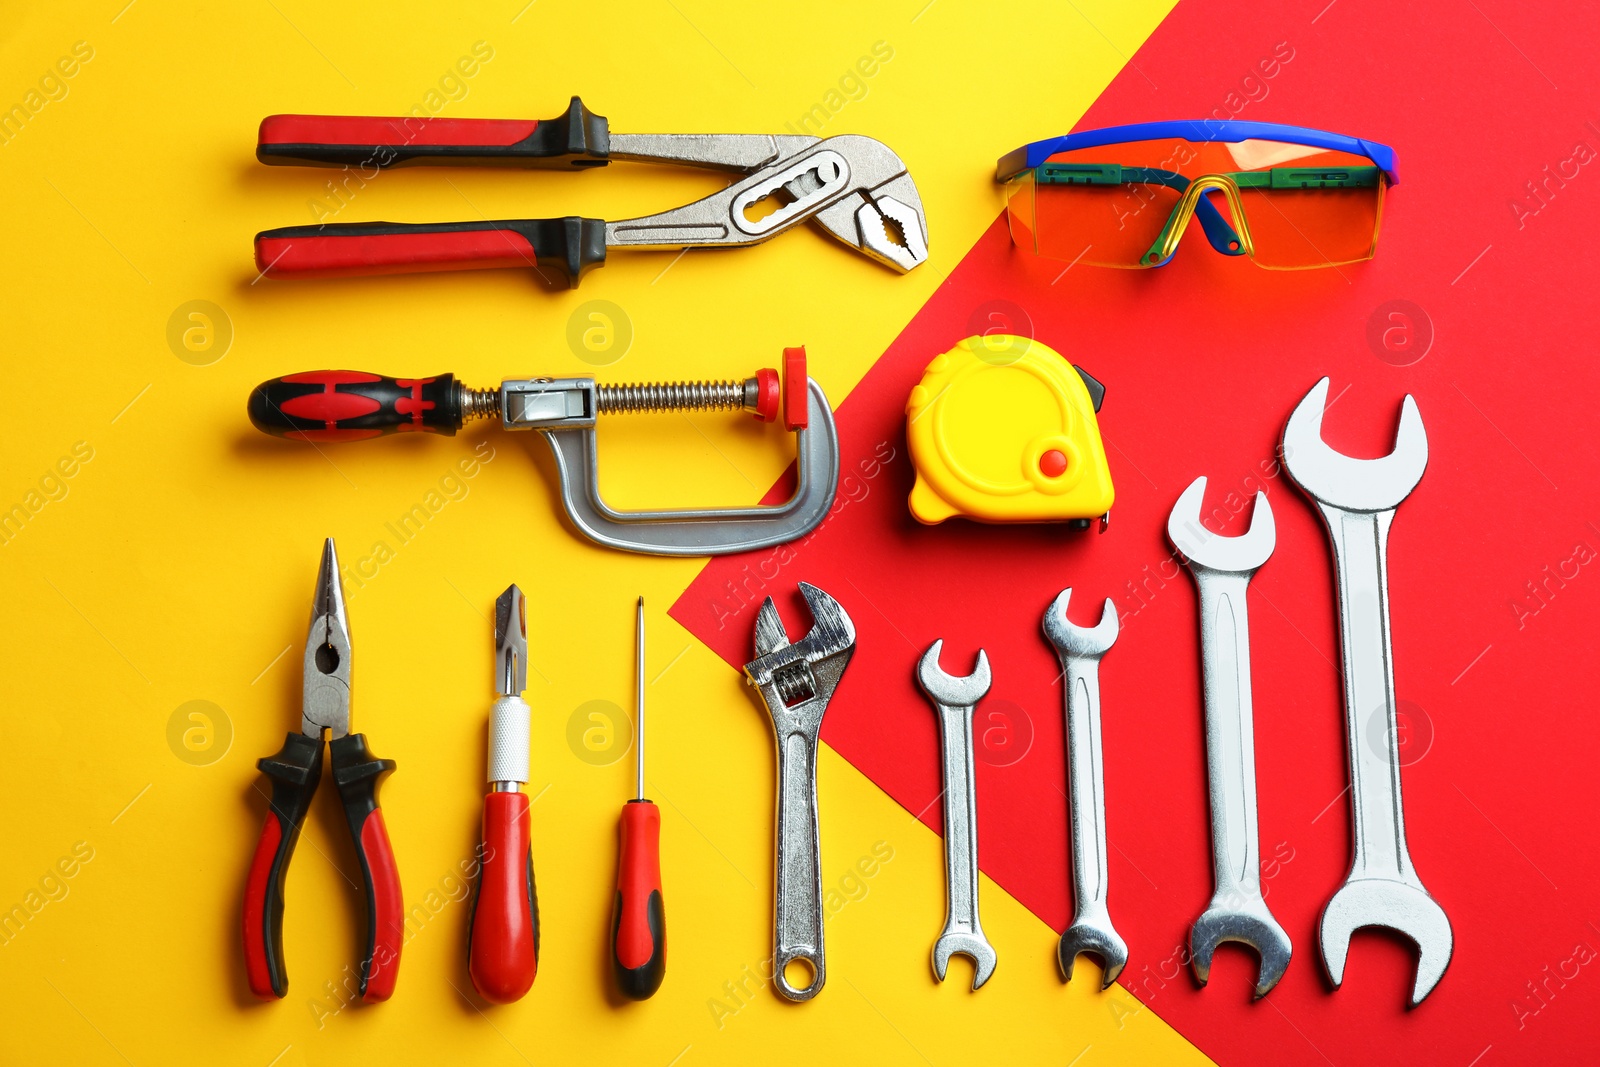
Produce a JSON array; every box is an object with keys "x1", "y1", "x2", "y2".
[
  {"x1": 242, "y1": 539, "x2": 403, "y2": 1003},
  {"x1": 253, "y1": 96, "x2": 929, "y2": 288}
]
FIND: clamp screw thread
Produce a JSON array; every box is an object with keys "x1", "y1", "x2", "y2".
[
  {"x1": 598, "y1": 379, "x2": 755, "y2": 415},
  {"x1": 461, "y1": 387, "x2": 502, "y2": 423}
]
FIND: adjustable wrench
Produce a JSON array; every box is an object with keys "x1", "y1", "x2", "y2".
[
  {"x1": 916, "y1": 641, "x2": 997, "y2": 990},
  {"x1": 1167, "y1": 477, "x2": 1292, "y2": 998},
  {"x1": 1282, "y1": 378, "x2": 1452, "y2": 1006},
  {"x1": 1041, "y1": 590, "x2": 1127, "y2": 987},
  {"x1": 744, "y1": 583, "x2": 856, "y2": 1001}
]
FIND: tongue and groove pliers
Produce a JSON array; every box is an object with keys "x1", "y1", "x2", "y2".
[
  {"x1": 253, "y1": 96, "x2": 928, "y2": 288},
  {"x1": 242, "y1": 538, "x2": 403, "y2": 1002}
]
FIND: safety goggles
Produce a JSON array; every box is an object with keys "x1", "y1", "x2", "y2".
[{"x1": 996, "y1": 121, "x2": 1397, "y2": 270}]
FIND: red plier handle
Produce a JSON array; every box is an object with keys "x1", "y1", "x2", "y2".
[
  {"x1": 254, "y1": 97, "x2": 612, "y2": 288},
  {"x1": 242, "y1": 733, "x2": 403, "y2": 1001},
  {"x1": 254, "y1": 218, "x2": 607, "y2": 289},
  {"x1": 256, "y1": 96, "x2": 609, "y2": 169}
]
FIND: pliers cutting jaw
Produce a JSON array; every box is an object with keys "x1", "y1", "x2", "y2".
[
  {"x1": 253, "y1": 97, "x2": 929, "y2": 287},
  {"x1": 243, "y1": 539, "x2": 403, "y2": 1004}
]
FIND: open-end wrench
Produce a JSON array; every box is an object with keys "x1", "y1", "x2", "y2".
[
  {"x1": 916, "y1": 640, "x2": 997, "y2": 990},
  {"x1": 1282, "y1": 377, "x2": 1452, "y2": 1007},
  {"x1": 1041, "y1": 590, "x2": 1127, "y2": 988},
  {"x1": 1167, "y1": 477, "x2": 1292, "y2": 998},
  {"x1": 743, "y1": 583, "x2": 856, "y2": 1001}
]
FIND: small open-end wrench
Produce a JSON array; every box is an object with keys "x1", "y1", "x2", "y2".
[
  {"x1": 744, "y1": 583, "x2": 856, "y2": 1001},
  {"x1": 1042, "y1": 590, "x2": 1127, "y2": 988},
  {"x1": 916, "y1": 640, "x2": 997, "y2": 990},
  {"x1": 1282, "y1": 377, "x2": 1452, "y2": 1007},
  {"x1": 1167, "y1": 477, "x2": 1292, "y2": 998}
]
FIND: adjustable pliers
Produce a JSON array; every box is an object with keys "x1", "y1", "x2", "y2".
[
  {"x1": 253, "y1": 96, "x2": 928, "y2": 288},
  {"x1": 242, "y1": 539, "x2": 403, "y2": 1002}
]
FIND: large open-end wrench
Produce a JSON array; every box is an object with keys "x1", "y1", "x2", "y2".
[
  {"x1": 1042, "y1": 590, "x2": 1127, "y2": 988},
  {"x1": 1282, "y1": 377, "x2": 1452, "y2": 1007},
  {"x1": 744, "y1": 583, "x2": 856, "y2": 1002},
  {"x1": 916, "y1": 641, "x2": 997, "y2": 990},
  {"x1": 1167, "y1": 477, "x2": 1292, "y2": 998}
]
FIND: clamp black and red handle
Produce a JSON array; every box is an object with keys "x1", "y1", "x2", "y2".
[
  {"x1": 242, "y1": 733, "x2": 402, "y2": 1002},
  {"x1": 253, "y1": 217, "x2": 607, "y2": 288},
  {"x1": 611, "y1": 799, "x2": 666, "y2": 999},
  {"x1": 248, "y1": 370, "x2": 467, "y2": 442},
  {"x1": 257, "y1": 96, "x2": 610, "y2": 169},
  {"x1": 467, "y1": 791, "x2": 539, "y2": 1003}
]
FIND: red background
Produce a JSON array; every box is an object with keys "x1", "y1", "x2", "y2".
[{"x1": 674, "y1": 0, "x2": 1600, "y2": 1062}]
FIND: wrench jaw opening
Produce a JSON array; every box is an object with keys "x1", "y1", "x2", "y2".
[
  {"x1": 1190, "y1": 902, "x2": 1293, "y2": 999},
  {"x1": 933, "y1": 932, "x2": 998, "y2": 991},
  {"x1": 1166, "y1": 478, "x2": 1275, "y2": 576},
  {"x1": 1057, "y1": 921, "x2": 1128, "y2": 989},
  {"x1": 1319, "y1": 879, "x2": 1453, "y2": 1007},
  {"x1": 1042, "y1": 590, "x2": 1119, "y2": 659},
  {"x1": 1280, "y1": 377, "x2": 1428, "y2": 514}
]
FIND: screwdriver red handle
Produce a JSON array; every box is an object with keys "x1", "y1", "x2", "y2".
[
  {"x1": 468, "y1": 791, "x2": 539, "y2": 1003},
  {"x1": 611, "y1": 800, "x2": 665, "y2": 999},
  {"x1": 256, "y1": 97, "x2": 609, "y2": 169}
]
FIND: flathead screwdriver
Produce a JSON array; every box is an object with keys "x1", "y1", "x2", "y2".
[{"x1": 611, "y1": 596, "x2": 665, "y2": 999}]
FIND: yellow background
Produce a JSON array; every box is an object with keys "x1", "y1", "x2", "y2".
[{"x1": 0, "y1": 1, "x2": 1209, "y2": 1063}]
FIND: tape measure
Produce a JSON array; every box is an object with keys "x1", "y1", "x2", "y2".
[{"x1": 906, "y1": 335, "x2": 1113, "y2": 527}]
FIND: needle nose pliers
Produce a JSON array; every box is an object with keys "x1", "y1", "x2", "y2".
[
  {"x1": 242, "y1": 538, "x2": 403, "y2": 1002},
  {"x1": 252, "y1": 96, "x2": 929, "y2": 288}
]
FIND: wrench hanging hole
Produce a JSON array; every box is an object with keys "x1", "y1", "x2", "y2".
[{"x1": 782, "y1": 957, "x2": 816, "y2": 991}]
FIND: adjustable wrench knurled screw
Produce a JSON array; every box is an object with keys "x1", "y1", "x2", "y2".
[
  {"x1": 1167, "y1": 477, "x2": 1292, "y2": 998},
  {"x1": 743, "y1": 583, "x2": 856, "y2": 1002},
  {"x1": 1041, "y1": 589, "x2": 1127, "y2": 988},
  {"x1": 916, "y1": 640, "x2": 997, "y2": 990},
  {"x1": 1282, "y1": 377, "x2": 1452, "y2": 1007}
]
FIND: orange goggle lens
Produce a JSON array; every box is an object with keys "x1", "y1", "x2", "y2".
[{"x1": 1002, "y1": 138, "x2": 1386, "y2": 270}]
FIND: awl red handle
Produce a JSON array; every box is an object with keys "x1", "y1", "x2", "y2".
[
  {"x1": 256, "y1": 97, "x2": 610, "y2": 169},
  {"x1": 611, "y1": 800, "x2": 665, "y2": 999},
  {"x1": 254, "y1": 217, "x2": 607, "y2": 288},
  {"x1": 468, "y1": 791, "x2": 539, "y2": 1003}
]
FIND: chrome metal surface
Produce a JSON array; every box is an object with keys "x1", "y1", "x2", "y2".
[
  {"x1": 494, "y1": 584, "x2": 527, "y2": 699},
  {"x1": 536, "y1": 378, "x2": 840, "y2": 556},
  {"x1": 1282, "y1": 377, "x2": 1451, "y2": 1007},
  {"x1": 605, "y1": 135, "x2": 929, "y2": 273},
  {"x1": 916, "y1": 641, "x2": 996, "y2": 990},
  {"x1": 1168, "y1": 477, "x2": 1291, "y2": 998},
  {"x1": 1041, "y1": 589, "x2": 1126, "y2": 988},
  {"x1": 743, "y1": 583, "x2": 856, "y2": 1002},
  {"x1": 635, "y1": 596, "x2": 645, "y2": 802},
  {"x1": 301, "y1": 538, "x2": 352, "y2": 740}
]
